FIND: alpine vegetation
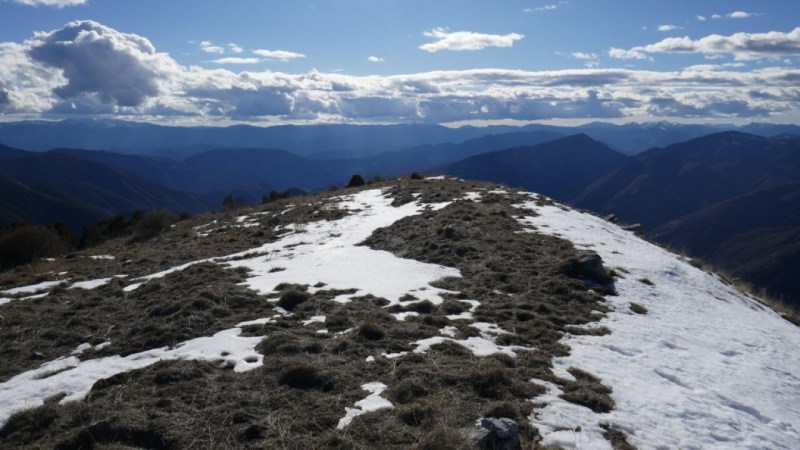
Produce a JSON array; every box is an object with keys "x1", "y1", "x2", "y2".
[{"x1": 0, "y1": 177, "x2": 798, "y2": 449}]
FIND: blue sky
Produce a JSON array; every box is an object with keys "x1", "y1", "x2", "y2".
[{"x1": 1, "y1": 0, "x2": 799, "y2": 125}]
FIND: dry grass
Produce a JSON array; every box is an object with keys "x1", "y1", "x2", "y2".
[{"x1": 0, "y1": 178, "x2": 623, "y2": 449}]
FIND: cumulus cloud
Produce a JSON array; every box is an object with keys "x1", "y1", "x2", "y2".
[
  {"x1": 609, "y1": 27, "x2": 800, "y2": 61},
  {"x1": 9, "y1": 0, "x2": 87, "y2": 8},
  {"x1": 0, "y1": 85, "x2": 9, "y2": 110},
  {"x1": 657, "y1": 25, "x2": 681, "y2": 32},
  {"x1": 697, "y1": 15, "x2": 707, "y2": 21},
  {"x1": 419, "y1": 28, "x2": 524, "y2": 52},
  {"x1": 728, "y1": 11, "x2": 757, "y2": 19},
  {"x1": 25, "y1": 20, "x2": 174, "y2": 107},
  {"x1": 1, "y1": 20, "x2": 799, "y2": 123},
  {"x1": 368, "y1": 56, "x2": 384, "y2": 63},
  {"x1": 200, "y1": 41, "x2": 225, "y2": 54},
  {"x1": 211, "y1": 57, "x2": 260, "y2": 65},
  {"x1": 228, "y1": 43, "x2": 244, "y2": 54},
  {"x1": 252, "y1": 49, "x2": 306, "y2": 61}
]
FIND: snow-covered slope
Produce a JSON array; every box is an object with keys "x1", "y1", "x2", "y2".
[
  {"x1": 518, "y1": 199, "x2": 800, "y2": 449},
  {"x1": 0, "y1": 178, "x2": 797, "y2": 449}
]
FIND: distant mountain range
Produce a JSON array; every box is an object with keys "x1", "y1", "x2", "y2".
[
  {"x1": 1, "y1": 119, "x2": 798, "y2": 157},
  {"x1": 0, "y1": 123, "x2": 798, "y2": 305},
  {"x1": 440, "y1": 134, "x2": 628, "y2": 200},
  {"x1": 0, "y1": 145, "x2": 211, "y2": 232}
]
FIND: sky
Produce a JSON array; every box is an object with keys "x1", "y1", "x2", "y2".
[{"x1": 0, "y1": 0, "x2": 799, "y2": 126}]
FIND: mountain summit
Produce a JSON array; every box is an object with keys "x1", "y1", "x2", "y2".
[{"x1": 0, "y1": 177, "x2": 797, "y2": 448}]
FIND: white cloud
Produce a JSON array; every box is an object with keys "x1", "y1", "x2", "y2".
[
  {"x1": 200, "y1": 41, "x2": 225, "y2": 54},
  {"x1": 368, "y1": 56, "x2": 384, "y2": 63},
  {"x1": 524, "y1": 4, "x2": 556, "y2": 13},
  {"x1": 419, "y1": 28, "x2": 524, "y2": 53},
  {"x1": 9, "y1": 0, "x2": 87, "y2": 7},
  {"x1": 697, "y1": 15, "x2": 707, "y2": 22},
  {"x1": 711, "y1": 11, "x2": 760, "y2": 20},
  {"x1": 728, "y1": 11, "x2": 756, "y2": 19},
  {"x1": 657, "y1": 25, "x2": 681, "y2": 32},
  {"x1": 571, "y1": 52, "x2": 598, "y2": 60},
  {"x1": 1, "y1": 21, "x2": 799, "y2": 123},
  {"x1": 252, "y1": 49, "x2": 306, "y2": 61},
  {"x1": 608, "y1": 47, "x2": 650, "y2": 60},
  {"x1": 228, "y1": 43, "x2": 244, "y2": 54},
  {"x1": 609, "y1": 27, "x2": 800, "y2": 61},
  {"x1": 211, "y1": 57, "x2": 260, "y2": 65}
]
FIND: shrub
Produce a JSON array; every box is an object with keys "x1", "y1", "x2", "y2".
[
  {"x1": 278, "y1": 364, "x2": 333, "y2": 391},
  {"x1": 410, "y1": 172, "x2": 424, "y2": 180},
  {"x1": 276, "y1": 290, "x2": 309, "y2": 311},
  {"x1": 347, "y1": 174, "x2": 366, "y2": 188},
  {"x1": 0, "y1": 225, "x2": 68, "y2": 270},
  {"x1": 357, "y1": 322, "x2": 385, "y2": 340},
  {"x1": 132, "y1": 210, "x2": 177, "y2": 241}
]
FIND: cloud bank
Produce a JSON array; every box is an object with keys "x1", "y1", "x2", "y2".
[
  {"x1": 610, "y1": 27, "x2": 800, "y2": 61},
  {"x1": 0, "y1": 21, "x2": 798, "y2": 124}
]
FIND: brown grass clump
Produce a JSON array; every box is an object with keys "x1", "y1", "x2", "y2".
[
  {"x1": 277, "y1": 289, "x2": 310, "y2": 311},
  {"x1": 600, "y1": 423, "x2": 637, "y2": 450},
  {"x1": 357, "y1": 322, "x2": 385, "y2": 340},
  {"x1": 559, "y1": 368, "x2": 615, "y2": 413}
]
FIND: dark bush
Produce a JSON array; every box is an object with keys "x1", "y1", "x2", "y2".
[
  {"x1": 0, "y1": 225, "x2": 68, "y2": 270},
  {"x1": 278, "y1": 364, "x2": 333, "y2": 390},
  {"x1": 132, "y1": 210, "x2": 177, "y2": 241},
  {"x1": 357, "y1": 322, "x2": 385, "y2": 340},
  {"x1": 276, "y1": 290, "x2": 309, "y2": 311},
  {"x1": 410, "y1": 172, "x2": 424, "y2": 180},
  {"x1": 347, "y1": 174, "x2": 366, "y2": 188}
]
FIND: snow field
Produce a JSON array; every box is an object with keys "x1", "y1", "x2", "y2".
[{"x1": 518, "y1": 197, "x2": 800, "y2": 450}]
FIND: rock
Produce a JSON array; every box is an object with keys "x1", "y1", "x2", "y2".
[
  {"x1": 476, "y1": 418, "x2": 520, "y2": 450},
  {"x1": 622, "y1": 223, "x2": 644, "y2": 236},
  {"x1": 603, "y1": 213, "x2": 618, "y2": 223},
  {"x1": 573, "y1": 250, "x2": 612, "y2": 284}
]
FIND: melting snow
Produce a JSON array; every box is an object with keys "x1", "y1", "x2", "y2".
[
  {"x1": 0, "y1": 328, "x2": 264, "y2": 427},
  {"x1": 336, "y1": 382, "x2": 393, "y2": 429},
  {"x1": 518, "y1": 197, "x2": 800, "y2": 449},
  {"x1": 226, "y1": 189, "x2": 461, "y2": 307},
  {"x1": 302, "y1": 315, "x2": 326, "y2": 326},
  {"x1": 2, "y1": 280, "x2": 63, "y2": 295}
]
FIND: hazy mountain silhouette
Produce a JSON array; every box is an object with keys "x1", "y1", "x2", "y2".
[
  {"x1": 326, "y1": 130, "x2": 566, "y2": 177},
  {"x1": 651, "y1": 182, "x2": 800, "y2": 303},
  {"x1": 0, "y1": 152, "x2": 210, "y2": 232},
  {"x1": 576, "y1": 132, "x2": 800, "y2": 230},
  {"x1": 440, "y1": 134, "x2": 629, "y2": 200},
  {"x1": 2, "y1": 119, "x2": 798, "y2": 158}
]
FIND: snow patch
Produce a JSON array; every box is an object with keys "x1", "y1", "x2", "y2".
[
  {"x1": 518, "y1": 197, "x2": 800, "y2": 449},
  {"x1": 2, "y1": 280, "x2": 63, "y2": 295},
  {"x1": 0, "y1": 328, "x2": 265, "y2": 428},
  {"x1": 336, "y1": 382, "x2": 393, "y2": 429}
]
